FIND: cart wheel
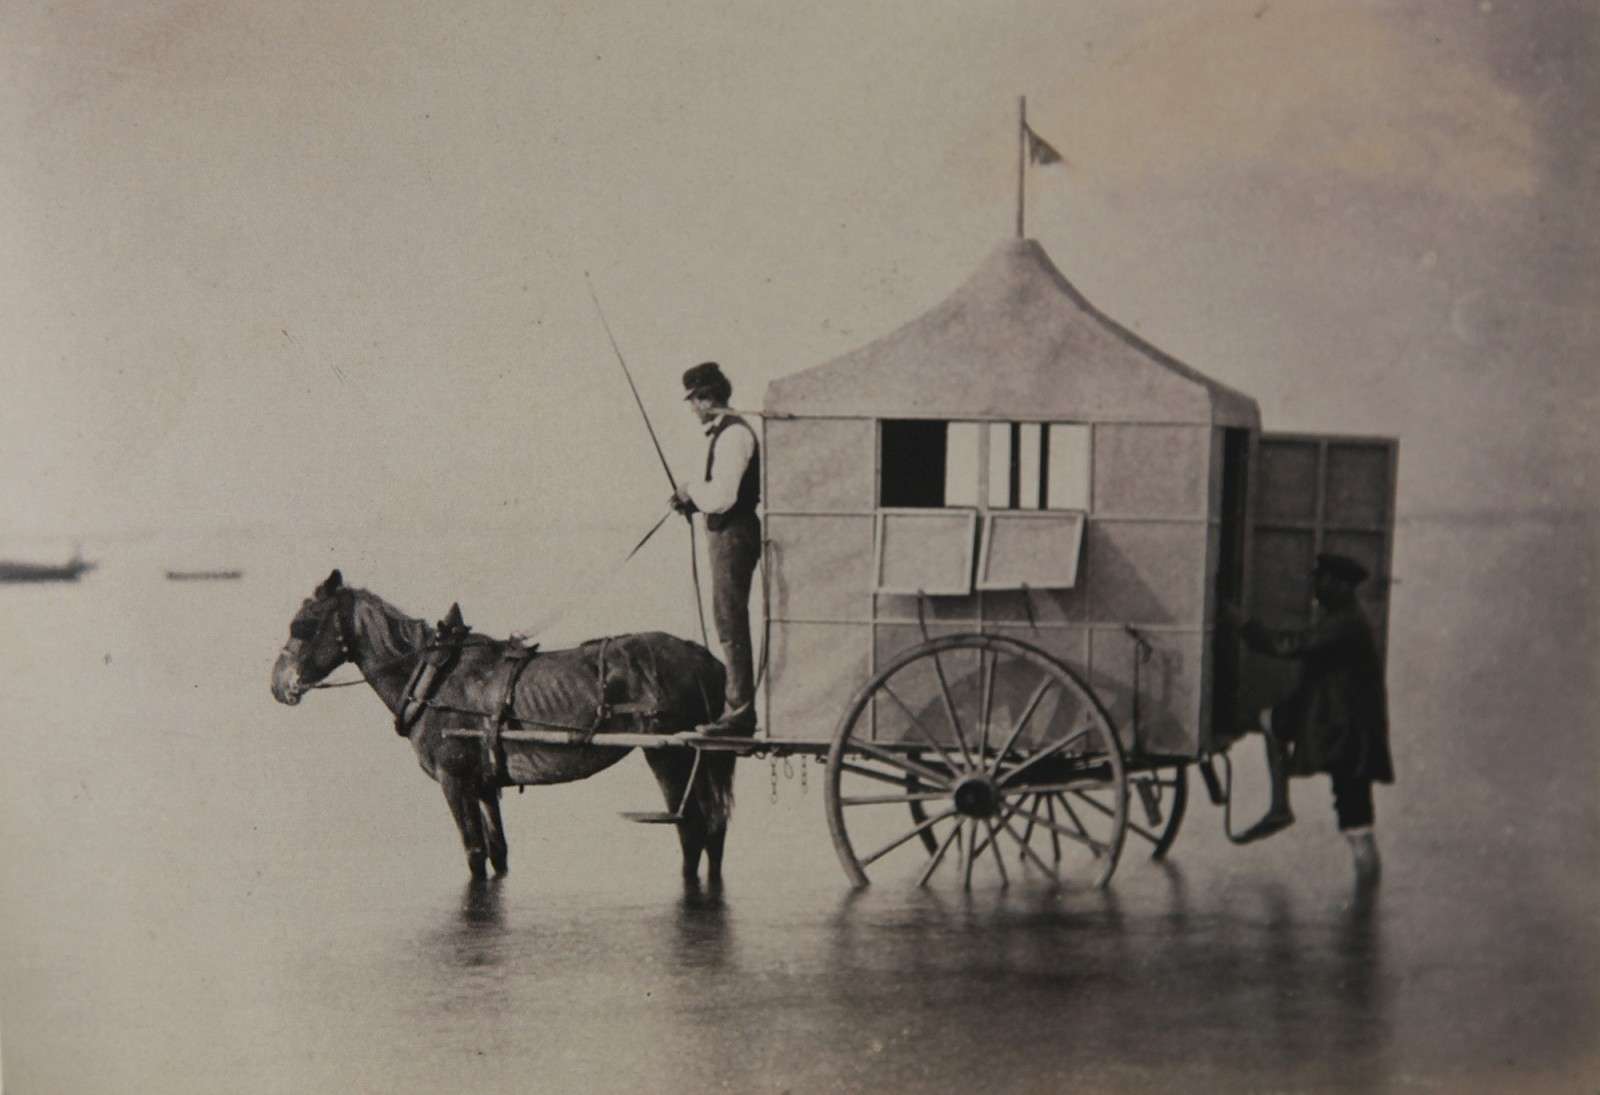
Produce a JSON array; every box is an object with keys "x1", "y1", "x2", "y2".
[
  {"x1": 825, "y1": 634, "x2": 1127, "y2": 890},
  {"x1": 907, "y1": 773, "x2": 941, "y2": 854},
  {"x1": 1125, "y1": 764, "x2": 1188, "y2": 859}
]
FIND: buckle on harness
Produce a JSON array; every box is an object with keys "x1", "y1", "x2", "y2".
[{"x1": 394, "y1": 603, "x2": 472, "y2": 737}]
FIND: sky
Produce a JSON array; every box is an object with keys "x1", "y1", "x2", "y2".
[{"x1": 2, "y1": 0, "x2": 1596, "y2": 542}]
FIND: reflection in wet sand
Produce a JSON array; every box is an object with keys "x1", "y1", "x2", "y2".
[{"x1": 2, "y1": 516, "x2": 1595, "y2": 1093}]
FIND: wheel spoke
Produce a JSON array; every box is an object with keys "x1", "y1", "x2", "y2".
[
  {"x1": 917, "y1": 820, "x2": 963, "y2": 887},
  {"x1": 1026, "y1": 802, "x2": 1108, "y2": 855},
  {"x1": 963, "y1": 820, "x2": 978, "y2": 891},
  {"x1": 997, "y1": 726, "x2": 1092, "y2": 788},
  {"x1": 860, "y1": 808, "x2": 959, "y2": 868},
  {"x1": 981, "y1": 816, "x2": 1011, "y2": 888},
  {"x1": 1054, "y1": 794, "x2": 1102, "y2": 857},
  {"x1": 928, "y1": 648, "x2": 976, "y2": 769},
  {"x1": 850, "y1": 739, "x2": 955, "y2": 790},
  {"x1": 977, "y1": 647, "x2": 996, "y2": 770},
  {"x1": 1065, "y1": 787, "x2": 1127, "y2": 829},
  {"x1": 1044, "y1": 795, "x2": 1063, "y2": 861},
  {"x1": 969, "y1": 795, "x2": 1036, "y2": 861},
  {"x1": 840, "y1": 789, "x2": 951, "y2": 807},
  {"x1": 996, "y1": 775, "x2": 1114, "y2": 799},
  {"x1": 1120, "y1": 816, "x2": 1166, "y2": 845},
  {"x1": 1001, "y1": 814, "x2": 1059, "y2": 876},
  {"x1": 1020, "y1": 793, "x2": 1042, "y2": 845},
  {"x1": 988, "y1": 676, "x2": 1057, "y2": 777},
  {"x1": 881, "y1": 684, "x2": 965, "y2": 778}
]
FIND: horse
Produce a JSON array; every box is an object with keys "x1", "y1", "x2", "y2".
[{"x1": 270, "y1": 569, "x2": 739, "y2": 884}]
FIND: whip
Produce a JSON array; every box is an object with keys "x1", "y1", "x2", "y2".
[{"x1": 583, "y1": 273, "x2": 710, "y2": 647}]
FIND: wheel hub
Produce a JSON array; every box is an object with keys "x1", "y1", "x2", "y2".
[{"x1": 952, "y1": 774, "x2": 999, "y2": 818}]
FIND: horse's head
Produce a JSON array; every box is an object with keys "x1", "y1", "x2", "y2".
[{"x1": 272, "y1": 569, "x2": 354, "y2": 705}]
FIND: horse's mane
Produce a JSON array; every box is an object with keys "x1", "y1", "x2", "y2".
[{"x1": 351, "y1": 589, "x2": 431, "y2": 662}]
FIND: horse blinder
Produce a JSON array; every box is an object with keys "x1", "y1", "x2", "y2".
[{"x1": 287, "y1": 588, "x2": 356, "y2": 666}]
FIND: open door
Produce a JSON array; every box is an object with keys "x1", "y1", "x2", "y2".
[{"x1": 1238, "y1": 433, "x2": 1399, "y2": 720}]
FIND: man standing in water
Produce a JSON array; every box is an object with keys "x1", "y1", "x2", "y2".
[
  {"x1": 672, "y1": 362, "x2": 760, "y2": 736},
  {"x1": 1225, "y1": 553, "x2": 1394, "y2": 878}
]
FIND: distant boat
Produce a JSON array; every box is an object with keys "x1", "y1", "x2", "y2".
[
  {"x1": 165, "y1": 569, "x2": 243, "y2": 581},
  {"x1": 0, "y1": 552, "x2": 96, "y2": 583}
]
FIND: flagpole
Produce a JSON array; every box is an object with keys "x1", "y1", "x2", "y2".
[{"x1": 1016, "y1": 95, "x2": 1026, "y2": 239}]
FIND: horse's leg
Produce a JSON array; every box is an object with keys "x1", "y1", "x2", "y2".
[
  {"x1": 701, "y1": 752, "x2": 736, "y2": 887},
  {"x1": 440, "y1": 771, "x2": 488, "y2": 880},
  {"x1": 704, "y1": 824, "x2": 728, "y2": 887},
  {"x1": 677, "y1": 819, "x2": 709, "y2": 885},
  {"x1": 643, "y1": 750, "x2": 705, "y2": 882},
  {"x1": 479, "y1": 788, "x2": 509, "y2": 877}
]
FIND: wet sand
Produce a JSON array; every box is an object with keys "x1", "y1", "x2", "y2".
[{"x1": 1, "y1": 516, "x2": 1595, "y2": 1092}]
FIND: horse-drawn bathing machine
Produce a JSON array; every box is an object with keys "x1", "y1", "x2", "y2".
[{"x1": 273, "y1": 238, "x2": 1397, "y2": 889}]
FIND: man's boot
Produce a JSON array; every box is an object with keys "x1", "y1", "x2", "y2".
[
  {"x1": 696, "y1": 701, "x2": 757, "y2": 737},
  {"x1": 1237, "y1": 712, "x2": 1295, "y2": 843}
]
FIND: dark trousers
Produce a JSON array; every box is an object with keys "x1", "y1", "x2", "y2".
[
  {"x1": 707, "y1": 513, "x2": 760, "y2": 719},
  {"x1": 1331, "y1": 769, "x2": 1375, "y2": 830},
  {"x1": 1269, "y1": 715, "x2": 1378, "y2": 831}
]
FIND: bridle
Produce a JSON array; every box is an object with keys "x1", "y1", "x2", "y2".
[{"x1": 289, "y1": 587, "x2": 419, "y2": 692}]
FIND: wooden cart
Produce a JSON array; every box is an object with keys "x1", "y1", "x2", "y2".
[{"x1": 475, "y1": 239, "x2": 1398, "y2": 889}]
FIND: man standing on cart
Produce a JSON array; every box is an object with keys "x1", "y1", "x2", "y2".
[
  {"x1": 672, "y1": 361, "x2": 761, "y2": 736},
  {"x1": 1224, "y1": 553, "x2": 1394, "y2": 878}
]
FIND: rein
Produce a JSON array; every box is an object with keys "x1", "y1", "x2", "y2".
[
  {"x1": 307, "y1": 589, "x2": 427, "y2": 690},
  {"x1": 292, "y1": 586, "x2": 695, "y2": 749}
]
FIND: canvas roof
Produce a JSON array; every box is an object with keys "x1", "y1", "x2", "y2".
[{"x1": 765, "y1": 239, "x2": 1259, "y2": 428}]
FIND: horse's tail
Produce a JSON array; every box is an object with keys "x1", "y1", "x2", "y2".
[
  {"x1": 693, "y1": 750, "x2": 736, "y2": 830},
  {"x1": 691, "y1": 647, "x2": 735, "y2": 828}
]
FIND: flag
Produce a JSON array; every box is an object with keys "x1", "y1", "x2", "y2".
[{"x1": 1024, "y1": 123, "x2": 1064, "y2": 166}]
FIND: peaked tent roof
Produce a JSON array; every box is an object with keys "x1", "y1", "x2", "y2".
[{"x1": 765, "y1": 239, "x2": 1259, "y2": 428}]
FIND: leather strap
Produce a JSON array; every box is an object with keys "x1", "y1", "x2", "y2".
[
  {"x1": 393, "y1": 613, "x2": 473, "y2": 737},
  {"x1": 485, "y1": 642, "x2": 539, "y2": 777}
]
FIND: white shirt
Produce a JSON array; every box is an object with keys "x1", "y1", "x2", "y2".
[{"x1": 687, "y1": 413, "x2": 756, "y2": 516}]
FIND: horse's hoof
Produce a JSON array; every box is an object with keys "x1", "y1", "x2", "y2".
[{"x1": 492, "y1": 858, "x2": 509, "y2": 878}]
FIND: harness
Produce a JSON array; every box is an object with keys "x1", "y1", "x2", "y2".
[
  {"x1": 394, "y1": 603, "x2": 475, "y2": 737},
  {"x1": 482, "y1": 638, "x2": 539, "y2": 777},
  {"x1": 583, "y1": 636, "x2": 666, "y2": 745},
  {"x1": 317, "y1": 594, "x2": 670, "y2": 766}
]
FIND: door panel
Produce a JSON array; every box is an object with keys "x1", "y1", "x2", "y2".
[
  {"x1": 1237, "y1": 434, "x2": 1398, "y2": 723},
  {"x1": 1254, "y1": 439, "x2": 1319, "y2": 522},
  {"x1": 1325, "y1": 443, "x2": 1392, "y2": 527}
]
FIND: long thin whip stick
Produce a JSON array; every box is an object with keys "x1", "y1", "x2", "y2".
[
  {"x1": 583, "y1": 272, "x2": 709, "y2": 647},
  {"x1": 584, "y1": 272, "x2": 678, "y2": 494}
]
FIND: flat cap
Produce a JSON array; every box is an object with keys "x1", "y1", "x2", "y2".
[{"x1": 682, "y1": 361, "x2": 730, "y2": 401}]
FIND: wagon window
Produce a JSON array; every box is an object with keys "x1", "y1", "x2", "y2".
[
  {"x1": 879, "y1": 420, "x2": 981, "y2": 507},
  {"x1": 985, "y1": 423, "x2": 1090, "y2": 510}
]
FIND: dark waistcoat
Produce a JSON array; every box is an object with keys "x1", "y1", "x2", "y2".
[{"x1": 705, "y1": 415, "x2": 761, "y2": 532}]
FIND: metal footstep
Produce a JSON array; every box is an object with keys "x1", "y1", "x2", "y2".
[
  {"x1": 619, "y1": 810, "x2": 683, "y2": 825},
  {"x1": 618, "y1": 748, "x2": 703, "y2": 825}
]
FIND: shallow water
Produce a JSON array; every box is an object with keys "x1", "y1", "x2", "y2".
[{"x1": 2, "y1": 517, "x2": 1596, "y2": 1092}]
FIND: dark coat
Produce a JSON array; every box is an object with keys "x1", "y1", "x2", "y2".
[{"x1": 1242, "y1": 602, "x2": 1394, "y2": 783}]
